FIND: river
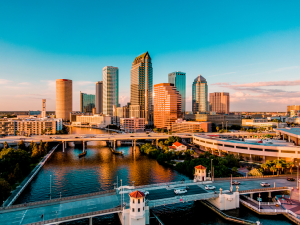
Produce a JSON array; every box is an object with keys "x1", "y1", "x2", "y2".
[{"x1": 15, "y1": 127, "x2": 293, "y2": 225}]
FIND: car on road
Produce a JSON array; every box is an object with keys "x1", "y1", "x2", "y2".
[
  {"x1": 260, "y1": 182, "x2": 271, "y2": 187},
  {"x1": 174, "y1": 189, "x2": 187, "y2": 194},
  {"x1": 231, "y1": 181, "x2": 240, "y2": 185},
  {"x1": 287, "y1": 177, "x2": 295, "y2": 181},
  {"x1": 130, "y1": 136, "x2": 134, "y2": 137},
  {"x1": 144, "y1": 191, "x2": 149, "y2": 196},
  {"x1": 205, "y1": 185, "x2": 216, "y2": 190}
]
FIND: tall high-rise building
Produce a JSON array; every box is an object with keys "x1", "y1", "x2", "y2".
[
  {"x1": 42, "y1": 99, "x2": 46, "y2": 118},
  {"x1": 130, "y1": 52, "x2": 153, "y2": 124},
  {"x1": 95, "y1": 81, "x2": 103, "y2": 114},
  {"x1": 103, "y1": 66, "x2": 119, "y2": 116},
  {"x1": 80, "y1": 92, "x2": 95, "y2": 113},
  {"x1": 192, "y1": 75, "x2": 208, "y2": 114},
  {"x1": 209, "y1": 92, "x2": 230, "y2": 114},
  {"x1": 168, "y1": 71, "x2": 186, "y2": 114},
  {"x1": 154, "y1": 83, "x2": 181, "y2": 130},
  {"x1": 56, "y1": 79, "x2": 72, "y2": 121}
]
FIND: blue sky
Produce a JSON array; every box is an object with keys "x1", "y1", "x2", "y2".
[{"x1": 0, "y1": 0, "x2": 300, "y2": 112}]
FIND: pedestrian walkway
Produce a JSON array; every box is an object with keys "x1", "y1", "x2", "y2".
[{"x1": 277, "y1": 195, "x2": 300, "y2": 216}]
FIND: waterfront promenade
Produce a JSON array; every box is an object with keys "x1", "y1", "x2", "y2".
[{"x1": 0, "y1": 177, "x2": 296, "y2": 225}]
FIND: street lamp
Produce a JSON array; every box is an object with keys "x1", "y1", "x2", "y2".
[
  {"x1": 50, "y1": 175, "x2": 52, "y2": 200},
  {"x1": 258, "y1": 193, "x2": 261, "y2": 212},
  {"x1": 211, "y1": 159, "x2": 213, "y2": 182}
]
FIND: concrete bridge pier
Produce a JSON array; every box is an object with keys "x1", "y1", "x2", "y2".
[
  {"x1": 132, "y1": 140, "x2": 133, "y2": 146},
  {"x1": 268, "y1": 191, "x2": 272, "y2": 198},
  {"x1": 156, "y1": 139, "x2": 159, "y2": 148},
  {"x1": 62, "y1": 141, "x2": 65, "y2": 152},
  {"x1": 83, "y1": 141, "x2": 85, "y2": 152},
  {"x1": 250, "y1": 193, "x2": 253, "y2": 199},
  {"x1": 89, "y1": 217, "x2": 93, "y2": 225},
  {"x1": 114, "y1": 140, "x2": 116, "y2": 150},
  {"x1": 134, "y1": 139, "x2": 136, "y2": 151}
]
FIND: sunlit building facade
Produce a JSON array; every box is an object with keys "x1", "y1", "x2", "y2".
[
  {"x1": 103, "y1": 66, "x2": 119, "y2": 116},
  {"x1": 120, "y1": 117, "x2": 145, "y2": 133},
  {"x1": 130, "y1": 52, "x2": 153, "y2": 124},
  {"x1": 56, "y1": 79, "x2": 72, "y2": 121},
  {"x1": 154, "y1": 83, "x2": 181, "y2": 130},
  {"x1": 95, "y1": 81, "x2": 103, "y2": 114},
  {"x1": 168, "y1": 71, "x2": 186, "y2": 114},
  {"x1": 192, "y1": 75, "x2": 208, "y2": 114},
  {"x1": 80, "y1": 92, "x2": 95, "y2": 113},
  {"x1": 209, "y1": 92, "x2": 229, "y2": 114}
]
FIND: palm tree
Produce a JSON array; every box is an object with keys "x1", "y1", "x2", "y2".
[
  {"x1": 276, "y1": 163, "x2": 282, "y2": 175},
  {"x1": 216, "y1": 126, "x2": 219, "y2": 132},
  {"x1": 261, "y1": 163, "x2": 269, "y2": 174},
  {"x1": 270, "y1": 166, "x2": 277, "y2": 175},
  {"x1": 287, "y1": 162, "x2": 295, "y2": 175}
]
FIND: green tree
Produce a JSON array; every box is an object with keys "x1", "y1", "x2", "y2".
[
  {"x1": 287, "y1": 162, "x2": 295, "y2": 175},
  {"x1": 13, "y1": 163, "x2": 22, "y2": 181},
  {"x1": 270, "y1": 166, "x2": 277, "y2": 175},
  {"x1": 0, "y1": 180, "x2": 11, "y2": 202},
  {"x1": 216, "y1": 126, "x2": 219, "y2": 132},
  {"x1": 18, "y1": 140, "x2": 26, "y2": 150},
  {"x1": 31, "y1": 143, "x2": 40, "y2": 159},
  {"x1": 232, "y1": 167, "x2": 238, "y2": 173}
]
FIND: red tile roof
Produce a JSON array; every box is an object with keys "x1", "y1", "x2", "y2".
[
  {"x1": 169, "y1": 146, "x2": 176, "y2": 149},
  {"x1": 173, "y1": 142, "x2": 184, "y2": 147},
  {"x1": 129, "y1": 191, "x2": 145, "y2": 198},
  {"x1": 195, "y1": 165, "x2": 206, "y2": 169}
]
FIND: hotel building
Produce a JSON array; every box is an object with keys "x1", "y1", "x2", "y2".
[
  {"x1": 80, "y1": 92, "x2": 95, "y2": 113},
  {"x1": 95, "y1": 81, "x2": 103, "y2": 114},
  {"x1": 209, "y1": 92, "x2": 229, "y2": 114},
  {"x1": 130, "y1": 52, "x2": 153, "y2": 124},
  {"x1": 103, "y1": 66, "x2": 119, "y2": 116},
  {"x1": 120, "y1": 117, "x2": 145, "y2": 133},
  {"x1": 192, "y1": 75, "x2": 208, "y2": 114},
  {"x1": 168, "y1": 71, "x2": 186, "y2": 114},
  {"x1": 172, "y1": 119, "x2": 212, "y2": 133},
  {"x1": 56, "y1": 79, "x2": 72, "y2": 121},
  {"x1": 154, "y1": 83, "x2": 181, "y2": 130}
]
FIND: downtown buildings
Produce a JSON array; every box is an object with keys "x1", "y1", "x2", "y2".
[
  {"x1": 56, "y1": 79, "x2": 72, "y2": 121},
  {"x1": 95, "y1": 81, "x2": 103, "y2": 114},
  {"x1": 154, "y1": 83, "x2": 181, "y2": 130},
  {"x1": 80, "y1": 92, "x2": 95, "y2": 113},
  {"x1": 192, "y1": 75, "x2": 208, "y2": 114},
  {"x1": 130, "y1": 52, "x2": 153, "y2": 125},
  {"x1": 103, "y1": 66, "x2": 119, "y2": 116},
  {"x1": 168, "y1": 71, "x2": 186, "y2": 114},
  {"x1": 209, "y1": 92, "x2": 230, "y2": 114}
]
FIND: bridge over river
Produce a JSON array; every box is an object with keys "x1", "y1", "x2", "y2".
[{"x1": 0, "y1": 177, "x2": 293, "y2": 225}]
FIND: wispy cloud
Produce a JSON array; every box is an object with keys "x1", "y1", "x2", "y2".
[
  {"x1": 207, "y1": 72, "x2": 236, "y2": 77},
  {"x1": 74, "y1": 81, "x2": 94, "y2": 86},
  {"x1": 269, "y1": 66, "x2": 299, "y2": 73},
  {"x1": 0, "y1": 79, "x2": 11, "y2": 84},
  {"x1": 212, "y1": 79, "x2": 300, "y2": 88}
]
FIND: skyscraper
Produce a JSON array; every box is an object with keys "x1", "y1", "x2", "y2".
[
  {"x1": 192, "y1": 75, "x2": 208, "y2": 114},
  {"x1": 130, "y1": 52, "x2": 153, "y2": 124},
  {"x1": 42, "y1": 99, "x2": 46, "y2": 118},
  {"x1": 80, "y1": 92, "x2": 95, "y2": 113},
  {"x1": 103, "y1": 66, "x2": 119, "y2": 116},
  {"x1": 154, "y1": 83, "x2": 181, "y2": 130},
  {"x1": 56, "y1": 79, "x2": 72, "y2": 121},
  {"x1": 209, "y1": 92, "x2": 230, "y2": 114},
  {"x1": 95, "y1": 81, "x2": 103, "y2": 114},
  {"x1": 168, "y1": 71, "x2": 186, "y2": 114}
]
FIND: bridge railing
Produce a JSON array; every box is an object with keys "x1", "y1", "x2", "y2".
[
  {"x1": 0, "y1": 189, "x2": 116, "y2": 211},
  {"x1": 148, "y1": 192, "x2": 220, "y2": 208},
  {"x1": 26, "y1": 207, "x2": 122, "y2": 225},
  {"x1": 239, "y1": 186, "x2": 288, "y2": 194},
  {"x1": 241, "y1": 195, "x2": 280, "y2": 205},
  {"x1": 240, "y1": 199, "x2": 300, "y2": 219},
  {"x1": 214, "y1": 174, "x2": 295, "y2": 180}
]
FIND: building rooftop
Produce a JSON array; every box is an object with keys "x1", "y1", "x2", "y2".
[
  {"x1": 173, "y1": 141, "x2": 184, "y2": 147},
  {"x1": 195, "y1": 165, "x2": 206, "y2": 169},
  {"x1": 194, "y1": 75, "x2": 207, "y2": 83},
  {"x1": 129, "y1": 191, "x2": 145, "y2": 198}
]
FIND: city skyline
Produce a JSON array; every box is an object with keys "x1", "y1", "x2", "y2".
[{"x1": 0, "y1": 1, "x2": 300, "y2": 112}]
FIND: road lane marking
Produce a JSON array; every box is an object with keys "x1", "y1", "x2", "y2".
[{"x1": 19, "y1": 210, "x2": 27, "y2": 225}]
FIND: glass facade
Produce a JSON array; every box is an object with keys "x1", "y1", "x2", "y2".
[
  {"x1": 168, "y1": 72, "x2": 186, "y2": 114},
  {"x1": 192, "y1": 75, "x2": 208, "y2": 114},
  {"x1": 80, "y1": 92, "x2": 95, "y2": 113},
  {"x1": 103, "y1": 66, "x2": 119, "y2": 116}
]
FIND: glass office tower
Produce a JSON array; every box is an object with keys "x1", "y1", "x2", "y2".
[
  {"x1": 103, "y1": 66, "x2": 119, "y2": 116},
  {"x1": 130, "y1": 52, "x2": 153, "y2": 124},
  {"x1": 192, "y1": 75, "x2": 208, "y2": 114},
  {"x1": 80, "y1": 92, "x2": 95, "y2": 113},
  {"x1": 168, "y1": 71, "x2": 186, "y2": 114}
]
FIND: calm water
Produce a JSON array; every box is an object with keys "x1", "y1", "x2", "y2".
[{"x1": 15, "y1": 127, "x2": 293, "y2": 225}]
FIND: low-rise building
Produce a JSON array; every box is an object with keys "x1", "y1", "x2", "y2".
[
  {"x1": 184, "y1": 113, "x2": 242, "y2": 127},
  {"x1": 194, "y1": 165, "x2": 207, "y2": 182},
  {"x1": 72, "y1": 115, "x2": 111, "y2": 128},
  {"x1": 0, "y1": 118, "x2": 63, "y2": 136},
  {"x1": 120, "y1": 117, "x2": 145, "y2": 133},
  {"x1": 172, "y1": 119, "x2": 211, "y2": 133},
  {"x1": 242, "y1": 119, "x2": 287, "y2": 130},
  {"x1": 169, "y1": 142, "x2": 187, "y2": 151}
]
